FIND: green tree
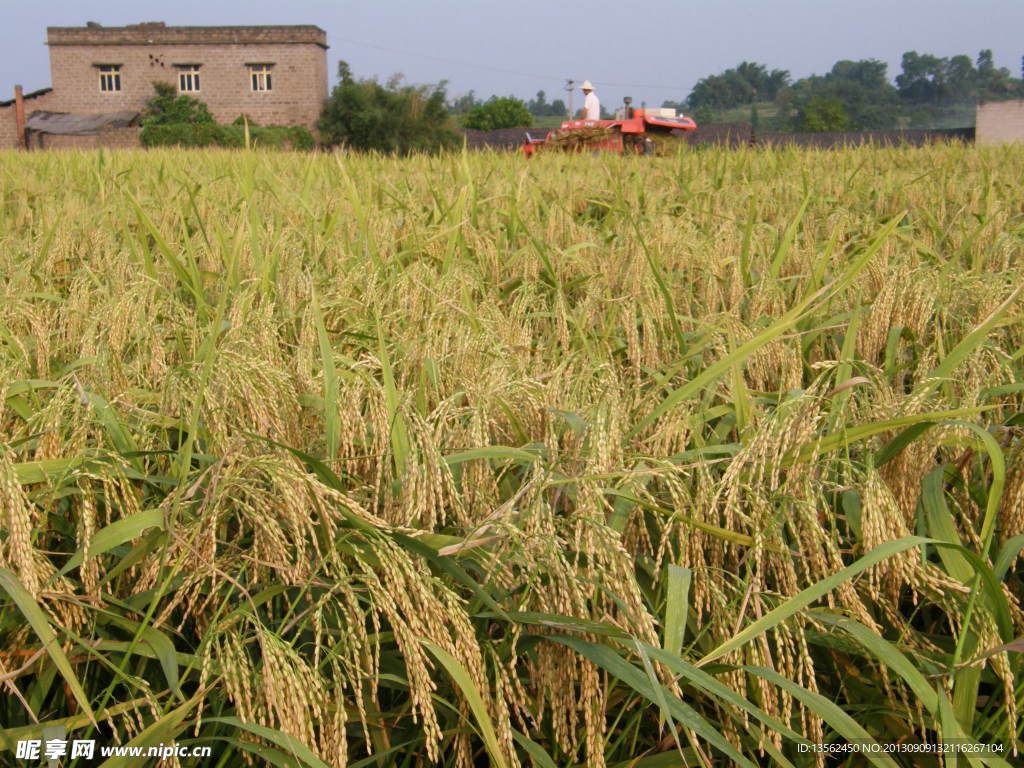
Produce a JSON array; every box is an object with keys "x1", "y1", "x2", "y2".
[
  {"x1": 897, "y1": 51, "x2": 982, "y2": 105},
  {"x1": 735, "y1": 61, "x2": 790, "y2": 99},
  {"x1": 688, "y1": 62, "x2": 790, "y2": 110},
  {"x1": 975, "y1": 49, "x2": 1015, "y2": 97},
  {"x1": 142, "y1": 81, "x2": 214, "y2": 126},
  {"x1": 797, "y1": 96, "x2": 848, "y2": 131},
  {"x1": 896, "y1": 51, "x2": 949, "y2": 103},
  {"x1": 691, "y1": 104, "x2": 717, "y2": 126},
  {"x1": 318, "y1": 61, "x2": 460, "y2": 153},
  {"x1": 779, "y1": 59, "x2": 899, "y2": 130},
  {"x1": 448, "y1": 90, "x2": 480, "y2": 115},
  {"x1": 547, "y1": 98, "x2": 567, "y2": 117},
  {"x1": 946, "y1": 55, "x2": 977, "y2": 101},
  {"x1": 527, "y1": 90, "x2": 548, "y2": 116},
  {"x1": 462, "y1": 97, "x2": 532, "y2": 130}
]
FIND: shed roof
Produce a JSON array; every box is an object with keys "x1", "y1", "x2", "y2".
[
  {"x1": 0, "y1": 87, "x2": 53, "y2": 107},
  {"x1": 47, "y1": 22, "x2": 327, "y2": 48},
  {"x1": 25, "y1": 110, "x2": 140, "y2": 135}
]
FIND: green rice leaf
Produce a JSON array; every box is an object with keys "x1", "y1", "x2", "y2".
[
  {"x1": 697, "y1": 537, "x2": 930, "y2": 666},
  {"x1": 662, "y1": 565, "x2": 691, "y2": 657},
  {"x1": 549, "y1": 635, "x2": 757, "y2": 768},
  {"x1": 201, "y1": 717, "x2": 331, "y2": 768},
  {"x1": 422, "y1": 641, "x2": 508, "y2": 768},
  {"x1": 743, "y1": 665, "x2": 899, "y2": 768},
  {"x1": 0, "y1": 568, "x2": 96, "y2": 726}
]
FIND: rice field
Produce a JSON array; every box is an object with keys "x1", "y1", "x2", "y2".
[{"x1": 1, "y1": 143, "x2": 1023, "y2": 767}]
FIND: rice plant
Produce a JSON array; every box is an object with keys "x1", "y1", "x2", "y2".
[{"x1": 1, "y1": 143, "x2": 1023, "y2": 767}]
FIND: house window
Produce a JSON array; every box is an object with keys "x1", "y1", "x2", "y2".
[
  {"x1": 97, "y1": 65, "x2": 122, "y2": 92},
  {"x1": 249, "y1": 64, "x2": 273, "y2": 92},
  {"x1": 177, "y1": 65, "x2": 201, "y2": 93}
]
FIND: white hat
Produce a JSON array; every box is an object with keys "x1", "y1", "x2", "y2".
[{"x1": 581, "y1": 80, "x2": 594, "y2": 91}]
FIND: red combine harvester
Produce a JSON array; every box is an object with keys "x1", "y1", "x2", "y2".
[{"x1": 522, "y1": 98, "x2": 697, "y2": 157}]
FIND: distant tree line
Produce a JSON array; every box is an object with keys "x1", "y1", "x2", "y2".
[
  {"x1": 677, "y1": 50, "x2": 1020, "y2": 131},
  {"x1": 310, "y1": 48, "x2": 1022, "y2": 152},
  {"x1": 447, "y1": 90, "x2": 568, "y2": 131},
  {"x1": 450, "y1": 90, "x2": 567, "y2": 119},
  {"x1": 317, "y1": 62, "x2": 558, "y2": 152}
]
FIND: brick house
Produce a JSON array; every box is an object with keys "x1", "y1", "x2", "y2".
[{"x1": 2, "y1": 21, "x2": 329, "y2": 148}]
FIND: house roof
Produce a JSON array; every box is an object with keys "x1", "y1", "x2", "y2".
[
  {"x1": 0, "y1": 87, "x2": 53, "y2": 107},
  {"x1": 25, "y1": 110, "x2": 140, "y2": 135},
  {"x1": 47, "y1": 22, "x2": 328, "y2": 49}
]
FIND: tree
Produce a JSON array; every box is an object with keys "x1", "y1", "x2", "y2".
[
  {"x1": 779, "y1": 59, "x2": 899, "y2": 130},
  {"x1": 449, "y1": 90, "x2": 481, "y2": 115},
  {"x1": 797, "y1": 97, "x2": 848, "y2": 132},
  {"x1": 897, "y1": 51, "x2": 946, "y2": 103},
  {"x1": 527, "y1": 90, "x2": 549, "y2": 116},
  {"x1": 975, "y1": 49, "x2": 1014, "y2": 97},
  {"x1": 735, "y1": 61, "x2": 790, "y2": 100},
  {"x1": 897, "y1": 51, "x2": 982, "y2": 104},
  {"x1": 946, "y1": 55, "x2": 976, "y2": 101},
  {"x1": 548, "y1": 99, "x2": 567, "y2": 117},
  {"x1": 462, "y1": 97, "x2": 532, "y2": 130},
  {"x1": 142, "y1": 81, "x2": 214, "y2": 126},
  {"x1": 688, "y1": 62, "x2": 790, "y2": 110},
  {"x1": 977, "y1": 49, "x2": 995, "y2": 76},
  {"x1": 318, "y1": 61, "x2": 460, "y2": 153}
]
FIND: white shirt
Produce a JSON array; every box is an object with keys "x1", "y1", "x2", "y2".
[{"x1": 583, "y1": 92, "x2": 600, "y2": 120}]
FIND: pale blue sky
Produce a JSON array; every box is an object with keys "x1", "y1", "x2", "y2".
[{"x1": 3, "y1": 1, "x2": 1022, "y2": 109}]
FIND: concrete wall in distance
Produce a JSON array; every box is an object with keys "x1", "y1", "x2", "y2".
[{"x1": 976, "y1": 100, "x2": 1024, "y2": 145}]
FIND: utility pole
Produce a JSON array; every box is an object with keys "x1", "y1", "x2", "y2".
[{"x1": 565, "y1": 79, "x2": 575, "y2": 118}]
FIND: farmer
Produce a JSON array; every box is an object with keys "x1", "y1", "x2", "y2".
[{"x1": 577, "y1": 81, "x2": 600, "y2": 121}]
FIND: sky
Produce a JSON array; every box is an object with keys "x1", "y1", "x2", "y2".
[{"x1": 3, "y1": 0, "x2": 1023, "y2": 111}]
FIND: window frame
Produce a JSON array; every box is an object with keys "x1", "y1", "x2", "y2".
[
  {"x1": 176, "y1": 64, "x2": 201, "y2": 93},
  {"x1": 248, "y1": 63, "x2": 274, "y2": 92},
  {"x1": 97, "y1": 64, "x2": 122, "y2": 93}
]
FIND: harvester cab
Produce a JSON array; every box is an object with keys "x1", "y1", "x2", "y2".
[{"x1": 522, "y1": 96, "x2": 697, "y2": 157}]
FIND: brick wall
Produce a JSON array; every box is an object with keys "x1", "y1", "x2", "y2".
[
  {"x1": 0, "y1": 89, "x2": 58, "y2": 149},
  {"x1": 99, "y1": 125, "x2": 142, "y2": 148},
  {"x1": 46, "y1": 23, "x2": 328, "y2": 129},
  {"x1": 976, "y1": 100, "x2": 1024, "y2": 145},
  {"x1": 30, "y1": 133, "x2": 97, "y2": 150},
  {"x1": 23, "y1": 126, "x2": 141, "y2": 151},
  {"x1": 0, "y1": 106, "x2": 14, "y2": 149}
]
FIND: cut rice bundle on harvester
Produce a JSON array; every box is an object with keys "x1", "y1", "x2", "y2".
[
  {"x1": 541, "y1": 126, "x2": 617, "y2": 151},
  {"x1": 522, "y1": 99, "x2": 697, "y2": 157}
]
